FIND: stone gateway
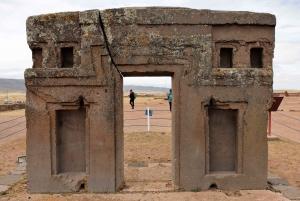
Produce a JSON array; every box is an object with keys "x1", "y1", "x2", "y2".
[{"x1": 25, "y1": 7, "x2": 275, "y2": 192}]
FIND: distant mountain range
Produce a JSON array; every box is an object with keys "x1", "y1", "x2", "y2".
[
  {"x1": 124, "y1": 85, "x2": 169, "y2": 93},
  {"x1": 0, "y1": 78, "x2": 169, "y2": 93},
  {"x1": 2, "y1": 78, "x2": 298, "y2": 94},
  {"x1": 0, "y1": 78, "x2": 26, "y2": 93}
]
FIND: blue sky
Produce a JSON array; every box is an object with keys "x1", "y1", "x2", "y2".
[{"x1": 0, "y1": 0, "x2": 299, "y2": 89}]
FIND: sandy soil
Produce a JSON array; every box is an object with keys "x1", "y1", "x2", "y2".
[
  {"x1": 0, "y1": 110, "x2": 26, "y2": 144},
  {"x1": 271, "y1": 110, "x2": 300, "y2": 143},
  {"x1": 278, "y1": 96, "x2": 300, "y2": 112},
  {"x1": 268, "y1": 139, "x2": 300, "y2": 189},
  {"x1": 0, "y1": 110, "x2": 26, "y2": 178},
  {"x1": 0, "y1": 96, "x2": 300, "y2": 200},
  {"x1": 267, "y1": 96, "x2": 300, "y2": 189},
  {"x1": 124, "y1": 95, "x2": 172, "y2": 133},
  {"x1": 124, "y1": 132, "x2": 171, "y2": 163},
  {"x1": 1, "y1": 131, "x2": 293, "y2": 201}
]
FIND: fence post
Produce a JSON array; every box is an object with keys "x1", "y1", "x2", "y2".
[
  {"x1": 147, "y1": 107, "x2": 150, "y2": 132},
  {"x1": 268, "y1": 110, "x2": 271, "y2": 136}
]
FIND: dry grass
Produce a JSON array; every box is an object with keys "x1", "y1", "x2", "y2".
[
  {"x1": 0, "y1": 92, "x2": 26, "y2": 104},
  {"x1": 1, "y1": 132, "x2": 300, "y2": 199},
  {"x1": 124, "y1": 132, "x2": 171, "y2": 163},
  {"x1": 0, "y1": 109, "x2": 25, "y2": 117},
  {"x1": 268, "y1": 139, "x2": 300, "y2": 189},
  {"x1": 5, "y1": 176, "x2": 28, "y2": 197},
  {"x1": 0, "y1": 136, "x2": 26, "y2": 178}
]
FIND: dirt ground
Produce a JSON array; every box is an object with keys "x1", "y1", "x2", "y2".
[
  {"x1": 0, "y1": 95, "x2": 300, "y2": 200},
  {"x1": 0, "y1": 93, "x2": 26, "y2": 104},
  {"x1": 123, "y1": 93, "x2": 172, "y2": 133},
  {"x1": 124, "y1": 132, "x2": 171, "y2": 163},
  {"x1": 268, "y1": 139, "x2": 300, "y2": 189},
  {"x1": 271, "y1": 96, "x2": 300, "y2": 143},
  {"x1": 0, "y1": 109, "x2": 26, "y2": 178}
]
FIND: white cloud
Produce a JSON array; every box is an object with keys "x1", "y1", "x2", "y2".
[
  {"x1": 274, "y1": 42, "x2": 300, "y2": 65},
  {"x1": 273, "y1": 59, "x2": 300, "y2": 89},
  {"x1": 124, "y1": 77, "x2": 172, "y2": 88},
  {"x1": 0, "y1": 0, "x2": 299, "y2": 90}
]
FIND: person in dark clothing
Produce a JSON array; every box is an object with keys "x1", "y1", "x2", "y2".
[
  {"x1": 129, "y1": 89, "x2": 135, "y2": 109},
  {"x1": 167, "y1": 89, "x2": 172, "y2": 111}
]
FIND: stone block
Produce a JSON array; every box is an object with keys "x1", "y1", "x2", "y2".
[
  {"x1": 272, "y1": 185, "x2": 300, "y2": 200},
  {"x1": 25, "y1": 7, "x2": 275, "y2": 192},
  {"x1": 10, "y1": 170, "x2": 25, "y2": 175},
  {"x1": 15, "y1": 166, "x2": 26, "y2": 171},
  {"x1": 0, "y1": 185, "x2": 9, "y2": 193},
  {"x1": 0, "y1": 175, "x2": 23, "y2": 185}
]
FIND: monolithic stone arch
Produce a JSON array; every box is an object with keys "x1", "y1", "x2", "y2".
[{"x1": 25, "y1": 7, "x2": 275, "y2": 192}]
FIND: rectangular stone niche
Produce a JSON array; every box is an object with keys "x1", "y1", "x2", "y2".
[
  {"x1": 61, "y1": 47, "x2": 74, "y2": 68},
  {"x1": 32, "y1": 48, "x2": 42, "y2": 68},
  {"x1": 250, "y1": 48, "x2": 263, "y2": 68},
  {"x1": 220, "y1": 48, "x2": 233, "y2": 68},
  {"x1": 56, "y1": 108, "x2": 86, "y2": 173},
  {"x1": 209, "y1": 108, "x2": 237, "y2": 172}
]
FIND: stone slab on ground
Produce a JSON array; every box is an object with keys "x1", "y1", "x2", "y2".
[
  {"x1": 268, "y1": 172, "x2": 290, "y2": 185},
  {"x1": 0, "y1": 175, "x2": 23, "y2": 185},
  {"x1": 14, "y1": 166, "x2": 26, "y2": 171},
  {"x1": 267, "y1": 135, "x2": 279, "y2": 141},
  {"x1": 272, "y1": 185, "x2": 300, "y2": 200},
  {"x1": 128, "y1": 162, "x2": 148, "y2": 167},
  {"x1": 147, "y1": 163, "x2": 172, "y2": 168},
  {"x1": 0, "y1": 164, "x2": 294, "y2": 201},
  {"x1": 10, "y1": 170, "x2": 25, "y2": 176},
  {"x1": 18, "y1": 162, "x2": 26, "y2": 167},
  {"x1": 0, "y1": 185, "x2": 9, "y2": 193},
  {"x1": 139, "y1": 191, "x2": 290, "y2": 201},
  {"x1": 122, "y1": 181, "x2": 174, "y2": 192}
]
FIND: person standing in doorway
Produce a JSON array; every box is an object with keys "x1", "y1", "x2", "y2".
[
  {"x1": 167, "y1": 89, "x2": 172, "y2": 111},
  {"x1": 129, "y1": 89, "x2": 135, "y2": 109}
]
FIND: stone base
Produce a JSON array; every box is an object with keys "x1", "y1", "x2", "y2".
[{"x1": 267, "y1": 135, "x2": 279, "y2": 141}]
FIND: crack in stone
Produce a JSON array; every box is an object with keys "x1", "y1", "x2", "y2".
[{"x1": 98, "y1": 12, "x2": 124, "y2": 78}]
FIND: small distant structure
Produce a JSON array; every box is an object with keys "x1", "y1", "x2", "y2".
[
  {"x1": 4, "y1": 100, "x2": 12, "y2": 104},
  {"x1": 274, "y1": 90, "x2": 300, "y2": 97}
]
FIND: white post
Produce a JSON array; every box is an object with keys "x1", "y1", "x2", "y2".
[{"x1": 147, "y1": 107, "x2": 150, "y2": 132}]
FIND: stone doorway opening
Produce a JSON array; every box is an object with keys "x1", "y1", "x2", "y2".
[{"x1": 122, "y1": 76, "x2": 175, "y2": 191}]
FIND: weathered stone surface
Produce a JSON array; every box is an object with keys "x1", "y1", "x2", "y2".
[
  {"x1": 25, "y1": 7, "x2": 275, "y2": 192},
  {"x1": 14, "y1": 166, "x2": 26, "y2": 171},
  {"x1": 272, "y1": 185, "x2": 300, "y2": 200},
  {"x1": 0, "y1": 175, "x2": 24, "y2": 185},
  {"x1": 101, "y1": 8, "x2": 276, "y2": 25},
  {"x1": 26, "y1": 12, "x2": 80, "y2": 43},
  {"x1": 128, "y1": 163, "x2": 148, "y2": 167},
  {"x1": 0, "y1": 185, "x2": 9, "y2": 193},
  {"x1": 268, "y1": 172, "x2": 290, "y2": 186},
  {"x1": 10, "y1": 170, "x2": 25, "y2": 175}
]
